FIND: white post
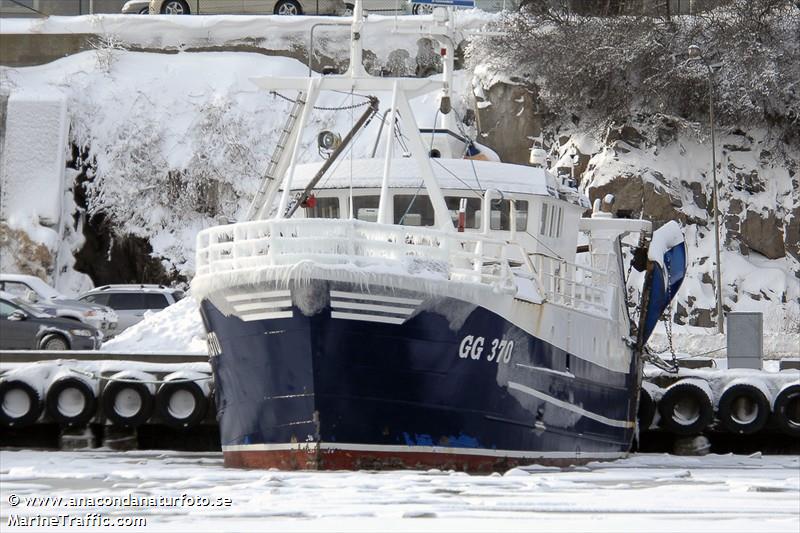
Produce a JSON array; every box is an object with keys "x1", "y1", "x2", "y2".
[
  {"x1": 481, "y1": 189, "x2": 498, "y2": 235},
  {"x1": 277, "y1": 78, "x2": 318, "y2": 218},
  {"x1": 510, "y1": 199, "x2": 517, "y2": 241},
  {"x1": 438, "y1": 8, "x2": 456, "y2": 133},
  {"x1": 346, "y1": 0, "x2": 367, "y2": 78},
  {"x1": 395, "y1": 92, "x2": 452, "y2": 231},
  {"x1": 377, "y1": 81, "x2": 399, "y2": 225}
]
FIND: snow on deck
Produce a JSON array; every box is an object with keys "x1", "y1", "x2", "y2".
[{"x1": 0, "y1": 450, "x2": 797, "y2": 532}]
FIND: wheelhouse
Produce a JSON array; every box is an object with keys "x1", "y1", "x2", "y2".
[{"x1": 287, "y1": 157, "x2": 585, "y2": 261}]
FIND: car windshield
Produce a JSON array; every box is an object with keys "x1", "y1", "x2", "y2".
[
  {"x1": 2, "y1": 276, "x2": 62, "y2": 300},
  {"x1": 2, "y1": 297, "x2": 49, "y2": 318}
]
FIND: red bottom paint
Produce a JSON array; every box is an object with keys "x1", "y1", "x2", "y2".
[{"x1": 223, "y1": 448, "x2": 612, "y2": 473}]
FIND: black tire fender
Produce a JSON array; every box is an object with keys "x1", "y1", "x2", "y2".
[
  {"x1": 102, "y1": 377, "x2": 154, "y2": 428},
  {"x1": 0, "y1": 379, "x2": 43, "y2": 427},
  {"x1": 638, "y1": 383, "x2": 658, "y2": 431},
  {"x1": 156, "y1": 380, "x2": 208, "y2": 429},
  {"x1": 772, "y1": 383, "x2": 800, "y2": 438},
  {"x1": 716, "y1": 381, "x2": 771, "y2": 435},
  {"x1": 46, "y1": 376, "x2": 97, "y2": 427},
  {"x1": 658, "y1": 379, "x2": 713, "y2": 436}
]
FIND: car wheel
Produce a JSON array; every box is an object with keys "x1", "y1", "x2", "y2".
[
  {"x1": 412, "y1": 3, "x2": 433, "y2": 15},
  {"x1": 41, "y1": 335, "x2": 69, "y2": 351},
  {"x1": 343, "y1": 3, "x2": 354, "y2": 16},
  {"x1": 161, "y1": 0, "x2": 190, "y2": 15},
  {"x1": 138, "y1": 7, "x2": 149, "y2": 14},
  {"x1": 274, "y1": 0, "x2": 302, "y2": 16}
]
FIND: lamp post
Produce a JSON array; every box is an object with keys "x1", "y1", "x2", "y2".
[{"x1": 688, "y1": 44, "x2": 724, "y2": 334}]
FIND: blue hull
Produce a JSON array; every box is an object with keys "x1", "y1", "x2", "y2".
[{"x1": 200, "y1": 281, "x2": 638, "y2": 470}]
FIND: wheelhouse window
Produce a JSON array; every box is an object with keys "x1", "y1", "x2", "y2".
[
  {"x1": 539, "y1": 202, "x2": 563, "y2": 238},
  {"x1": 305, "y1": 197, "x2": 340, "y2": 219},
  {"x1": 394, "y1": 194, "x2": 435, "y2": 226},
  {"x1": 445, "y1": 197, "x2": 481, "y2": 229},
  {"x1": 490, "y1": 199, "x2": 528, "y2": 231},
  {"x1": 352, "y1": 195, "x2": 379, "y2": 222}
]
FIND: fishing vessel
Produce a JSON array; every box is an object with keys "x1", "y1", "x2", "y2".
[{"x1": 192, "y1": 2, "x2": 686, "y2": 471}]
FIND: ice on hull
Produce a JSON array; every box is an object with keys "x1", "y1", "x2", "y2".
[{"x1": 200, "y1": 281, "x2": 638, "y2": 472}]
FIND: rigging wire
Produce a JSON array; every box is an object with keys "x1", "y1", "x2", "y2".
[{"x1": 452, "y1": 107, "x2": 485, "y2": 193}]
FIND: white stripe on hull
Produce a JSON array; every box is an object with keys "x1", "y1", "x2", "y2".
[
  {"x1": 233, "y1": 300, "x2": 293, "y2": 312},
  {"x1": 226, "y1": 290, "x2": 291, "y2": 303},
  {"x1": 331, "y1": 311, "x2": 405, "y2": 324},
  {"x1": 222, "y1": 441, "x2": 627, "y2": 460},
  {"x1": 508, "y1": 381, "x2": 633, "y2": 428},
  {"x1": 330, "y1": 290, "x2": 422, "y2": 306},
  {"x1": 330, "y1": 301, "x2": 415, "y2": 315},
  {"x1": 240, "y1": 310, "x2": 294, "y2": 321}
]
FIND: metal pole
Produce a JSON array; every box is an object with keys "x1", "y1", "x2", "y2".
[
  {"x1": 378, "y1": 82, "x2": 399, "y2": 225},
  {"x1": 706, "y1": 60, "x2": 724, "y2": 334}
]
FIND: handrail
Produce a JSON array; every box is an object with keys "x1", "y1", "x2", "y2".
[
  {"x1": 196, "y1": 218, "x2": 517, "y2": 292},
  {"x1": 196, "y1": 219, "x2": 616, "y2": 316}
]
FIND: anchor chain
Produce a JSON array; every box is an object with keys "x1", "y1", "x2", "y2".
[{"x1": 270, "y1": 91, "x2": 372, "y2": 112}]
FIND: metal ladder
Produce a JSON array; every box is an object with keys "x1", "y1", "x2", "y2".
[{"x1": 245, "y1": 92, "x2": 306, "y2": 221}]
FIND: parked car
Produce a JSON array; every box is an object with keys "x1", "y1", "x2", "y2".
[
  {"x1": 122, "y1": 0, "x2": 151, "y2": 14},
  {"x1": 0, "y1": 274, "x2": 119, "y2": 338},
  {"x1": 410, "y1": 0, "x2": 519, "y2": 14},
  {"x1": 343, "y1": 0, "x2": 411, "y2": 15},
  {"x1": 121, "y1": 0, "x2": 346, "y2": 16},
  {"x1": 0, "y1": 294, "x2": 101, "y2": 350},
  {"x1": 78, "y1": 285, "x2": 184, "y2": 332}
]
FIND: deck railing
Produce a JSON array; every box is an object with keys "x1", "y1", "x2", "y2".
[
  {"x1": 196, "y1": 219, "x2": 615, "y2": 316},
  {"x1": 196, "y1": 219, "x2": 518, "y2": 292},
  {"x1": 529, "y1": 253, "x2": 615, "y2": 315}
]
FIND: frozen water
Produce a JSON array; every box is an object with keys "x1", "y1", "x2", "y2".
[{"x1": 0, "y1": 450, "x2": 797, "y2": 532}]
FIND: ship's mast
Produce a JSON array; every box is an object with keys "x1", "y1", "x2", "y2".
[{"x1": 248, "y1": 0, "x2": 461, "y2": 231}]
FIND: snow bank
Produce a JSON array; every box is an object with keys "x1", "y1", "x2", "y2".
[
  {"x1": 0, "y1": 90, "x2": 67, "y2": 232},
  {"x1": 1, "y1": 12, "x2": 498, "y2": 68},
  {"x1": 101, "y1": 296, "x2": 206, "y2": 354}
]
